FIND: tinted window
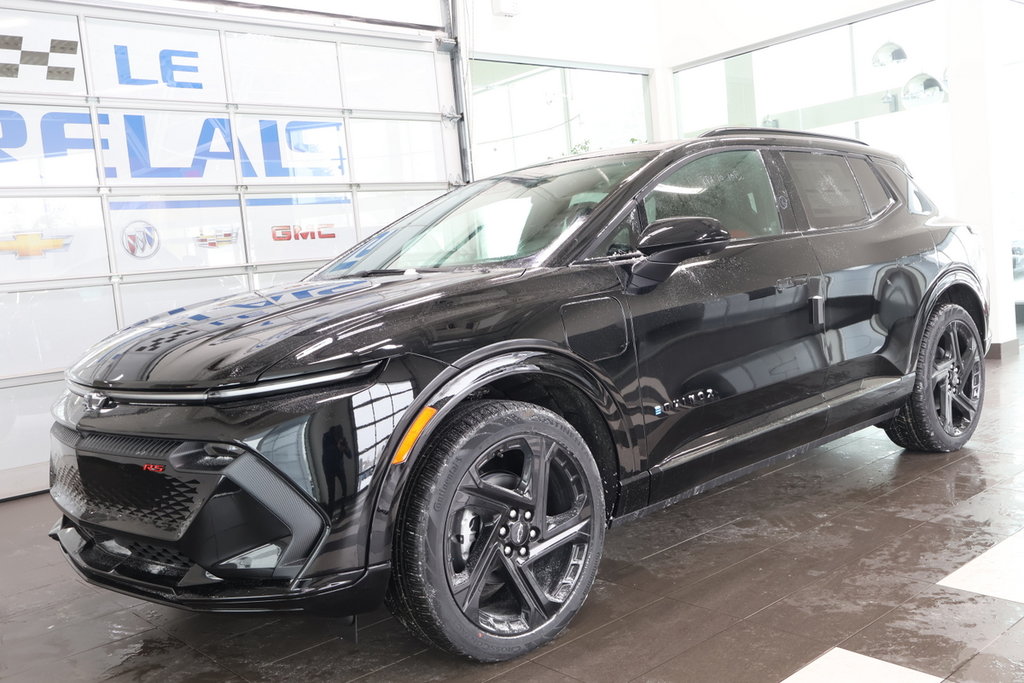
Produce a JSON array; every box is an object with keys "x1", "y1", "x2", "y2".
[
  {"x1": 644, "y1": 150, "x2": 781, "y2": 239},
  {"x1": 849, "y1": 158, "x2": 891, "y2": 215},
  {"x1": 783, "y1": 152, "x2": 868, "y2": 229},
  {"x1": 878, "y1": 162, "x2": 938, "y2": 215}
]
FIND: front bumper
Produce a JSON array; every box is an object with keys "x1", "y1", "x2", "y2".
[{"x1": 51, "y1": 517, "x2": 389, "y2": 613}]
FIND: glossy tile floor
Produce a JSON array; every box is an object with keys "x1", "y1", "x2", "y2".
[{"x1": 3, "y1": 354, "x2": 1023, "y2": 682}]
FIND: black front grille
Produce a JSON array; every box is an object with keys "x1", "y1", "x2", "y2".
[{"x1": 52, "y1": 456, "x2": 201, "y2": 536}]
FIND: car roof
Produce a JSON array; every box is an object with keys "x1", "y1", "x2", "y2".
[{"x1": 501, "y1": 127, "x2": 904, "y2": 176}]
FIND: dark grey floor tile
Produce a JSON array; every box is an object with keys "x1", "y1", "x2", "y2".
[
  {"x1": 636, "y1": 620, "x2": 829, "y2": 683},
  {"x1": 487, "y1": 661, "x2": 582, "y2": 682},
  {"x1": 553, "y1": 577, "x2": 660, "y2": 641},
  {"x1": 841, "y1": 584, "x2": 1024, "y2": 677},
  {"x1": 251, "y1": 617, "x2": 425, "y2": 682},
  {"x1": 932, "y1": 447, "x2": 1024, "y2": 482},
  {"x1": 1, "y1": 630, "x2": 239, "y2": 683},
  {"x1": 534, "y1": 597, "x2": 735, "y2": 682},
  {"x1": 868, "y1": 469, "x2": 993, "y2": 523},
  {"x1": 930, "y1": 485, "x2": 1024, "y2": 535},
  {"x1": 772, "y1": 507, "x2": 922, "y2": 570},
  {"x1": 190, "y1": 613, "x2": 376, "y2": 678},
  {"x1": 601, "y1": 495, "x2": 744, "y2": 565},
  {"x1": 0, "y1": 607, "x2": 156, "y2": 677},
  {"x1": 347, "y1": 645, "x2": 517, "y2": 683},
  {"x1": 703, "y1": 493, "x2": 851, "y2": 546},
  {"x1": 604, "y1": 532, "x2": 770, "y2": 597},
  {"x1": 746, "y1": 564, "x2": 930, "y2": 642},
  {"x1": 853, "y1": 522, "x2": 1003, "y2": 583},
  {"x1": 668, "y1": 549, "x2": 833, "y2": 619},
  {"x1": 946, "y1": 617, "x2": 1024, "y2": 682}
]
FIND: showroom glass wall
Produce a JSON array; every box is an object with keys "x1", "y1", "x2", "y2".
[
  {"x1": 0, "y1": 1, "x2": 460, "y2": 496},
  {"x1": 673, "y1": 0, "x2": 1024, "y2": 343},
  {"x1": 469, "y1": 60, "x2": 650, "y2": 177}
]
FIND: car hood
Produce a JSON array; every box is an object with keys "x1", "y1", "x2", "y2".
[{"x1": 69, "y1": 270, "x2": 516, "y2": 390}]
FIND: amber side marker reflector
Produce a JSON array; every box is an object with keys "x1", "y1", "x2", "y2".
[{"x1": 392, "y1": 406, "x2": 438, "y2": 464}]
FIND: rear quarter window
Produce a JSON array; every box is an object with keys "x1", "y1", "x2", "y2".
[
  {"x1": 783, "y1": 152, "x2": 868, "y2": 229},
  {"x1": 848, "y1": 158, "x2": 892, "y2": 216}
]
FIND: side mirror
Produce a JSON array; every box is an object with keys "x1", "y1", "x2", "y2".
[{"x1": 626, "y1": 217, "x2": 731, "y2": 294}]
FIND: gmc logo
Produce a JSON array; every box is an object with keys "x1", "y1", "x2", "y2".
[{"x1": 272, "y1": 224, "x2": 336, "y2": 241}]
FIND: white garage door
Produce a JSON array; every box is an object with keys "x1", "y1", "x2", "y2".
[{"x1": 0, "y1": 0, "x2": 462, "y2": 498}]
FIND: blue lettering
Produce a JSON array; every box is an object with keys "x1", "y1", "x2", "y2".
[
  {"x1": 114, "y1": 45, "x2": 158, "y2": 86},
  {"x1": 258, "y1": 120, "x2": 345, "y2": 177},
  {"x1": 124, "y1": 114, "x2": 254, "y2": 179},
  {"x1": 159, "y1": 49, "x2": 202, "y2": 89},
  {"x1": 41, "y1": 112, "x2": 110, "y2": 157},
  {"x1": 0, "y1": 111, "x2": 27, "y2": 162},
  {"x1": 285, "y1": 121, "x2": 345, "y2": 175}
]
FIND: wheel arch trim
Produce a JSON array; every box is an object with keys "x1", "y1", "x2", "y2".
[
  {"x1": 909, "y1": 265, "x2": 989, "y2": 371},
  {"x1": 366, "y1": 341, "x2": 637, "y2": 567}
]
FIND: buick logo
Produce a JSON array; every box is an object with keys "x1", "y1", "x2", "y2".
[
  {"x1": 121, "y1": 221, "x2": 160, "y2": 258},
  {"x1": 84, "y1": 392, "x2": 111, "y2": 412}
]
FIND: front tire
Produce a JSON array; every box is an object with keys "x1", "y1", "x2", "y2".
[
  {"x1": 885, "y1": 303, "x2": 985, "y2": 452},
  {"x1": 386, "y1": 400, "x2": 605, "y2": 661}
]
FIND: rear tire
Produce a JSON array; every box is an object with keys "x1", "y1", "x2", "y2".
[
  {"x1": 884, "y1": 303, "x2": 985, "y2": 452},
  {"x1": 386, "y1": 400, "x2": 605, "y2": 661}
]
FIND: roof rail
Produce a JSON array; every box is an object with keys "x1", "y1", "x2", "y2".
[{"x1": 698, "y1": 126, "x2": 868, "y2": 146}]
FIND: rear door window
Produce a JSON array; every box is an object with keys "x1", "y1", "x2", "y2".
[{"x1": 782, "y1": 152, "x2": 869, "y2": 229}]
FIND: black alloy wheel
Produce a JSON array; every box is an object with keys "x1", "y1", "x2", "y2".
[
  {"x1": 885, "y1": 303, "x2": 985, "y2": 452},
  {"x1": 386, "y1": 400, "x2": 605, "y2": 661}
]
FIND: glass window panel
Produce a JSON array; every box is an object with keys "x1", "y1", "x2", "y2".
[
  {"x1": 674, "y1": 61, "x2": 728, "y2": 136},
  {"x1": 84, "y1": 19, "x2": 226, "y2": 102},
  {"x1": 566, "y1": 69, "x2": 647, "y2": 151},
  {"x1": 245, "y1": 194, "x2": 356, "y2": 263},
  {"x1": 356, "y1": 190, "x2": 443, "y2": 235},
  {"x1": 0, "y1": 286, "x2": 117, "y2": 376},
  {"x1": 0, "y1": 197, "x2": 107, "y2": 283},
  {"x1": 339, "y1": 45, "x2": 439, "y2": 112},
  {"x1": 470, "y1": 60, "x2": 649, "y2": 177},
  {"x1": 783, "y1": 152, "x2": 868, "y2": 228},
  {"x1": 100, "y1": 109, "x2": 238, "y2": 186},
  {"x1": 849, "y1": 158, "x2": 891, "y2": 215},
  {"x1": 120, "y1": 274, "x2": 248, "y2": 325},
  {"x1": 0, "y1": 105, "x2": 98, "y2": 186},
  {"x1": 0, "y1": 9, "x2": 86, "y2": 96},
  {"x1": 108, "y1": 196, "x2": 244, "y2": 273},
  {"x1": 753, "y1": 26, "x2": 854, "y2": 122},
  {"x1": 234, "y1": 114, "x2": 348, "y2": 184},
  {"x1": 347, "y1": 119, "x2": 446, "y2": 183},
  {"x1": 645, "y1": 151, "x2": 781, "y2": 239},
  {"x1": 0, "y1": 380, "x2": 65, "y2": 472},
  {"x1": 226, "y1": 32, "x2": 341, "y2": 108}
]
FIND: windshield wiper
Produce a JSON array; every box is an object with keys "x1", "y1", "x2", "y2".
[{"x1": 341, "y1": 267, "x2": 444, "y2": 278}]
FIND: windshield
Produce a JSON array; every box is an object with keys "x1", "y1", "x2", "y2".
[{"x1": 315, "y1": 154, "x2": 653, "y2": 278}]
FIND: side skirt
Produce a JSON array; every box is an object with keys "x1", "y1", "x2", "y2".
[{"x1": 609, "y1": 409, "x2": 898, "y2": 528}]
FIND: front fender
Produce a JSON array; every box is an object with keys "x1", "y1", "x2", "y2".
[{"x1": 364, "y1": 341, "x2": 637, "y2": 567}]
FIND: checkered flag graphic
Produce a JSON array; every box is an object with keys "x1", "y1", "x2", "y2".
[{"x1": 0, "y1": 35, "x2": 78, "y2": 81}]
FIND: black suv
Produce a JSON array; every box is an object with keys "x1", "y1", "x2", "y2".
[{"x1": 49, "y1": 128, "x2": 988, "y2": 661}]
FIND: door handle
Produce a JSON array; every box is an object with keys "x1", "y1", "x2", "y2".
[{"x1": 775, "y1": 274, "x2": 810, "y2": 292}]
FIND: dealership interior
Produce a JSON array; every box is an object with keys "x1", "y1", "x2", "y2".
[{"x1": 2, "y1": 0, "x2": 1024, "y2": 680}]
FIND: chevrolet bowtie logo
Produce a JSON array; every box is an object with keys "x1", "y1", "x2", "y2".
[{"x1": 0, "y1": 232, "x2": 73, "y2": 258}]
